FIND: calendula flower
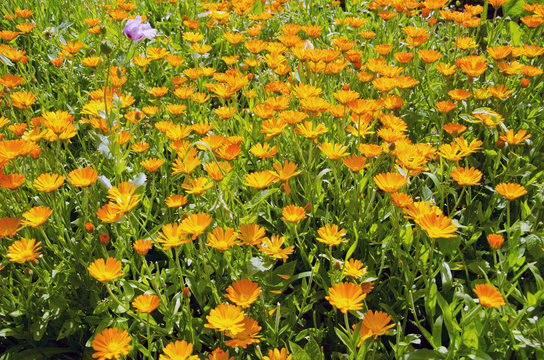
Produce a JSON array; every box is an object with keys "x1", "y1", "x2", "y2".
[
  {"x1": 21, "y1": 206, "x2": 53, "y2": 227},
  {"x1": 238, "y1": 224, "x2": 266, "y2": 246},
  {"x1": 343, "y1": 259, "x2": 367, "y2": 278},
  {"x1": 244, "y1": 171, "x2": 278, "y2": 189},
  {"x1": 473, "y1": 284, "x2": 506, "y2": 308},
  {"x1": 259, "y1": 235, "x2": 294, "y2": 262},
  {"x1": 92, "y1": 328, "x2": 132, "y2": 360},
  {"x1": 165, "y1": 195, "x2": 188, "y2": 208},
  {"x1": 132, "y1": 294, "x2": 160, "y2": 313},
  {"x1": 362, "y1": 309, "x2": 395, "y2": 337},
  {"x1": 157, "y1": 223, "x2": 190, "y2": 249},
  {"x1": 499, "y1": 129, "x2": 531, "y2": 145},
  {"x1": 282, "y1": 205, "x2": 307, "y2": 223},
  {"x1": 487, "y1": 234, "x2": 504, "y2": 249},
  {"x1": 107, "y1": 182, "x2": 141, "y2": 214},
  {"x1": 450, "y1": 167, "x2": 483, "y2": 186},
  {"x1": 374, "y1": 172, "x2": 408, "y2": 192},
  {"x1": 390, "y1": 193, "x2": 413, "y2": 208},
  {"x1": 87, "y1": 258, "x2": 124, "y2": 282},
  {"x1": 318, "y1": 142, "x2": 350, "y2": 160},
  {"x1": 159, "y1": 340, "x2": 199, "y2": 360},
  {"x1": 207, "y1": 227, "x2": 239, "y2": 250},
  {"x1": 316, "y1": 224, "x2": 347, "y2": 246},
  {"x1": 326, "y1": 282, "x2": 366, "y2": 313},
  {"x1": 0, "y1": 217, "x2": 22, "y2": 238},
  {"x1": 133, "y1": 239, "x2": 153, "y2": 255},
  {"x1": 180, "y1": 213, "x2": 212, "y2": 239},
  {"x1": 417, "y1": 213, "x2": 458, "y2": 238},
  {"x1": 495, "y1": 183, "x2": 527, "y2": 200},
  {"x1": 205, "y1": 304, "x2": 245, "y2": 335},
  {"x1": 262, "y1": 348, "x2": 292, "y2": 360},
  {"x1": 8, "y1": 238, "x2": 41, "y2": 263},
  {"x1": 34, "y1": 173, "x2": 65, "y2": 192},
  {"x1": 225, "y1": 279, "x2": 261, "y2": 308},
  {"x1": 68, "y1": 167, "x2": 98, "y2": 187},
  {"x1": 225, "y1": 317, "x2": 261, "y2": 348}
]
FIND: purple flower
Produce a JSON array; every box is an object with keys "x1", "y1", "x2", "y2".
[{"x1": 124, "y1": 16, "x2": 156, "y2": 41}]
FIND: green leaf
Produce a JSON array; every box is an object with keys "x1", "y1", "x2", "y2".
[
  {"x1": 403, "y1": 349, "x2": 444, "y2": 360},
  {"x1": 289, "y1": 341, "x2": 311, "y2": 360},
  {"x1": 503, "y1": 0, "x2": 526, "y2": 19},
  {"x1": 461, "y1": 320, "x2": 479, "y2": 350},
  {"x1": 304, "y1": 336, "x2": 324, "y2": 360}
]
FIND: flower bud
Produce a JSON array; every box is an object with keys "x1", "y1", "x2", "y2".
[
  {"x1": 100, "y1": 41, "x2": 113, "y2": 55},
  {"x1": 182, "y1": 287, "x2": 191, "y2": 298},
  {"x1": 520, "y1": 78, "x2": 529, "y2": 88},
  {"x1": 99, "y1": 234, "x2": 110, "y2": 244},
  {"x1": 85, "y1": 222, "x2": 95, "y2": 232}
]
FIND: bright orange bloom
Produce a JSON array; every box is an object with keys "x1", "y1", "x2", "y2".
[
  {"x1": 487, "y1": 234, "x2": 504, "y2": 249},
  {"x1": 8, "y1": 238, "x2": 41, "y2": 263},
  {"x1": 316, "y1": 224, "x2": 347, "y2": 246},
  {"x1": 456, "y1": 56, "x2": 487, "y2": 77},
  {"x1": 259, "y1": 235, "x2": 294, "y2": 262},
  {"x1": 318, "y1": 142, "x2": 349, "y2": 160},
  {"x1": 0, "y1": 217, "x2": 22, "y2": 238},
  {"x1": 282, "y1": 205, "x2": 307, "y2": 223},
  {"x1": 362, "y1": 310, "x2": 395, "y2": 337},
  {"x1": 326, "y1": 282, "x2": 366, "y2": 313},
  {"x1": 374, "y1": 172, "x2": 408, "y2": 192},
  {"x1": 132, "y1": 294, "x2": 160, "y2": 313},
  {"x1": 21, "y1": 206, "x2": 52, "y2": 227},
  {"x1": 499, "y1": 129, "x2": 531, "y2": 145},
  {"x1": 107, "y1": 182, "x2": 141, "y2": 214},
  {"x1": 450, "y1": 167, "x2": 483, "y2": 186},
  {"x1": 182, "y1": 177, "x2": 214, "y2": 195},
  {"x1": 92, "y1": 328, "x2": 132, "y2": 360},
  {"x1": 34, "y1": 173, "x2": 65, "y2": 192},
  {"x1": 343, "y1": 155, "x2": 368, "y2": 172},
  {"x1": 87, "y1": 258, "x2": 124, "y2": 282},
  {"x1": 418, "y1": 49, "x2": 442, "y2": 63},
  {"x1": 224, "y1": 317, "x2": 261, "y2": 348},
  {"x1": 391, "y1": 193, "x2": 414, "y2": 208},
  {"x1": 262, "y1": 348, "x2": 292, "y2": 360},
  {"x1": 159, "y1": 340, "x2": 199, "y2": 360},
  {"x1": 343, "y1": 259, "x2": 367, "y2": 278},
  {"x1": 238, "y1": 224, "x2": 266, "y2": 246},
  {"x1": 133, "y1": 239, "x2": 153, "y2": 255},
  {"x1": 473, "y1": 284, "x2": 506, "y2": 307},
  {"x1": 495, "y1": 183, "x2": 527, "y2": 200},
  {"x1": 416, "y1": 213, "x2": 458, "y2": 238},
  {"x1": 207, "y1": 227, "x2": 239, "y2": 250},
  {"x1": 10, "y1": 91, "x2": 37, "y2": 109},
  {"x1": 205, "y1": 304, "x2": 245, "y2": 335},
  {"x1": 225, "y1": 279, "x2": 261, "y2": 308},
  {"x1": 180, "y1": 213, "x2": 212, "y2": 238},
  {"x1": 244, "y1": 171, "x2": 278, "y2": 189},
  {"x1": 68, "y1": 168, "x2": 98, "y2": 187},
  {"x1": 157, "y1": 223, "x2": 190, "y2": 249}
]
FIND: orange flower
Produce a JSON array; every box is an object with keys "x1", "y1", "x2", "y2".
[
  {"x1": 443, "y1": 123, "x2": 466, "y2": 136},
  {"x1": 259, "y1": 235, "x2": 294, "y2": 262},
  {"x1": 34, "y1": 173, "x2": 65, "y2": 192},
  {"x1": 473, "y1": 284, "x2": 506, "y2": 308},
  {"x1": 207, "y1": 227, "x2": 239, "y2": 250},
  {"x1": 374, "y1": 172, "x2": 408, "y2": 193},
  {"x1": 159, "y1": 340, "x2": 199, "y2": 360},
  {"x1": 250, "y1": 143, "x2": 278, "y2": 159},
  {"x1": 244, "y1": 171, "x2": 279, "y2": 189},
  {"x1": 456, "y1": 56, "x2": 487, "y2": 77},
  {"x1": 21, "y1": 206, "x2": 53, "y2": 227},
  {"x1": 10, "y1": 91, "x2": 37, "y2": 109},
  {"x1": 391, "y1": 193, "x2": 413, "y2": 208},
  {"x1": 416, "y1": 213, "x2": 458, "y2": 238},
  {"x1": 182, "y1": 177, "x2": 214, "y2": 195},
  {"x1": 499, "y1": 129, "x2": 531, "y2": 145},
  {"x1": 92, "y1": 328, "x2": 132, "y2": 360},
  {"x1": 450, "y1": 167, "x2": 483, "y2": 186},
  {"x1": 133, "y1": 239, "x2": 153, "y2": 255},
  {"x1": 448, "y1": 89, "x2": 471, "y2": 101},
  {"x1": 165, "y1": 195, "x2": 188, "y2": 208},
  {"x1": 343, "y1": 259, "x2": 367, "y2": 278},
  {"x1": 418, "y1": 49, "x2": 442, "y2": 63},
  {"x1": 107, "y1": 182, "x2": 141, "y2": 214},
  {"x1": 495, "y1": 183, "x2": 527, "y2": 200},
  {"x1": 315, "y1": 223, "x2": 348, "y2": 247},
  {"x1": 224, "y1": 317, "x2": 261, "y2": 348},
  {"x1": 87, "y1": 258, "x2": 124, "y2": 282},
  {"x1": 318, "y1": 142, "x2": 350, "y2": 160},
  {"x1": 157, "y1": 223, "x2": 190, "y2": 249},
  {"x1": 140, "y1": 158, "x2": 164, "y2": 172},
  {"x1": 0, "y1": 217, "x2": 22, "y2": 238},
  {"x1": 205, "y1": 304, "x2": 245, "y2": 335},
  {"x1": 238, "y1": 224, "x2": 266, "y2": 246},
  {"x1": 343, "y1": 155, "x2": 368, "y2": 172},
  {"x1": 68, "y1": 168, "x2": 98, "y2": 187},
  {"x1": 262, "y1": 348, "x2": 292, "y2": 360},
  {"x1": 282, "y1": 205, "x2": 307, "y2": 223},
  {"x1": 362, "y1": 310, "x2": 395, "y2": 337},
  {"x1": 487, "y1": 234, "x2": 504, "y2": 249},
  {"x1": 8, "y1": 238, "x2": 41, "y2": 263},
  {"x1": 225, "y1": 279, "x2": 261, "y2": 308},
  {"x1": 180, "y1": 213, "x2": 213, "y2": 238},
  {"x1": 132, "y1": 294, "x2": 160, "y2": 313},
  {"x1": 325, "y1": 282, "x2": 366, "y2": 313}
]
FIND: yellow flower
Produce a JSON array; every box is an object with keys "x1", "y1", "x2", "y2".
[
  {"x1": 343, "y1": 259, "x2": 367, "y2": 278},
  {"x1": 34, "y1": 173, "x2": 65, "y2": 192},
  {"x1": 325, "y1": 282, "x2": 366, "y2": 313},
  {"x1": 159, "y1": 340, "x2": 199, "y2": 360},
  {"x1": 473, "y1": 284, "x2": 506, "y2": 308},
  {"x1": 205, "y1": 304, "x2": 245, "y2": 335},
  {"x1": 180, "y1": 213, "x2": 213, "y2": 238},
  {"x1": 244, "y1": 171, "x2": 279, "y2": 189},
  {"x1": 262, "y1": 348, "x2": 292, "y2": 360},
  {"x1": 316, "y1": 224, "x2": 347, "y2": 246},
  {"x1": 21, "y1": 206, "x2": 53, "y2": 227},
  {"x1": 87, "y1": 258, "x2": 124, "y2": 282},
  {"x1": 450, "y1": 167, "x2": 483, "y2": 186},
  {"x1": 281, "y1": 205, "x2": 307, "y2": 223},
  {"x1": 157, "y1": 223, "x2": 190, "y2": 249},
  {"x1": 416, "y1": 213, "x2": 458, "y2": 239},
  {"x1": 68, "y1": 167, "x2": 98, "y2": 187},
  {"x1": 318, "y1": 142, "x2": 349, "y2": 160},
  {"x1": 107, "y1": 182, "x2": 141, "y2": 214},
  {"x1": 259, "y1": 235, "x2": 294, "y2": 262},
  {"x1": 8, "y1": 238, "x2": 41, "y2": 263},
  {"x1": 92, "y1": 328, "x2": 132, "y2": 360},
  {"x1": 225, "y1": 317, "x2": 261, "y2": 349},
  {"x1": 225, "y1": 279, "x2": 261, "y2": 308},
  {"x1": 132, "y1": 294, "x2": 160, "y2": 313},
  {"x1": 374, "y1": 172, "x2": 408, "y2": 193}
]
